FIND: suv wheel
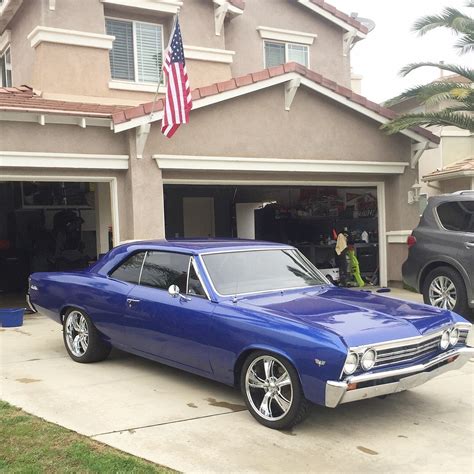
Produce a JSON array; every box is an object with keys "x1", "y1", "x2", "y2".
[{"x1": 422, "y1": 266, "x2": 469, "y2": 316}]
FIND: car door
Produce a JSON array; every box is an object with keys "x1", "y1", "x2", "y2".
[
  {"x1": 436, "y1": 200, "x2": 474, "y2": 287},
  {"x1": 124, "y1": 251, "x2": 215, "y2": 373},
  {"x1": 88, "y1": 251, "x2": 146, "y2": 347}
]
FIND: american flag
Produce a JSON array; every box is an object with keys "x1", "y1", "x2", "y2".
[{"x1": 161, "y1": 18, "x2": 192, "y2": 138}]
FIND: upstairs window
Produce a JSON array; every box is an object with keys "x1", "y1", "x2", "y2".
[
  {"x1": 105, "y1": 18, "x2": 163, "y2": 84},
  {"x1": 0, "y1": 46, "x2": 12, "y2": 87},
  {"x1": 264, "y1": 41, "x2": 309, "y2": 68}
]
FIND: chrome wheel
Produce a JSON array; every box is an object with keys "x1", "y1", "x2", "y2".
[
  {"x1": 65, "y1": 311, "x2": 89, "y2": 357},
  {"x1": 429, "y1": 276, "x2": 457, "y2": 310},
  {"x1": 245, "y1": 355, "x2": 293, "y2": 421}
]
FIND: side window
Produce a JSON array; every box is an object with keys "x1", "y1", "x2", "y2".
[
  {"x1": 140, "y1": 251, "x2": 189, "y2": 292},
  {"x1": 110, "y1": 252, "x2": 145, "y2": 284},
  {"x1": 437, "y1": 201, "x2": 474, "y2": 232},
  {"x1": 188, "y1": 262, "x2": 207, "y2": 298}
]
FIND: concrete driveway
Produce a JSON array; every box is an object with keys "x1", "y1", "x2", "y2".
[{"x1": 1, "y1": 291, "x2": 473, "y2": 473}]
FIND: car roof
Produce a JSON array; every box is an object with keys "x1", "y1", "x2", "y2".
[{"x1": 117, "y1": 239, "x2": 294, "y2": 254}]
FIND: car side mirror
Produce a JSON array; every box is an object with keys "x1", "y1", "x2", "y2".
[
  {"x1": 168, "y1": 284, "x2": 191, "y2": 302},
  {"x1": 168, "y1": 285, "x2": 180, "y2": 298}
]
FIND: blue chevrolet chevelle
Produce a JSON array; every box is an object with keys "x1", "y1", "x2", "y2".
[{"x1": 28, "y1": 240, "x2": 473, "y2": 429}]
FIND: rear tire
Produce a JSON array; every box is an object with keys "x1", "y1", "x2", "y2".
[
  {"x1": 240, "y1": 351, "x2": 309, "y2": 430},
  {"x1": 63, "y1": 308, "x2": 111, "y2": 363},
  {"x1": 422, "y1": 266, "x2": 469, "y2": 316}
]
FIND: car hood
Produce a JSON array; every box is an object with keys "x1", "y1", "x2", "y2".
[{"x1": 237, "y1": 286, "x2": 454, "y2": 347}]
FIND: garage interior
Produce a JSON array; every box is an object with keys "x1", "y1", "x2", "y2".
[
  {"x1": 164, "y1": 184, "x2": 380, "y2": 284},
  {"x1": 0, "y1": 180, "x2": 113, "y2": 307}
]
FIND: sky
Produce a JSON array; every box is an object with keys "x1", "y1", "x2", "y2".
[{"x1": 329, "y1": 0, "x2": 472, "y2": 103}]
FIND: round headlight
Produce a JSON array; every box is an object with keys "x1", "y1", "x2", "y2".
[
  {"x1": 449, "y1": 328, "x2": 459, "y2": 346},
  {"x1": 343, "y1": 352, "x2": 359, "y2": 375},
  {"x1": 361, "y1": 349, "x2": 377, "y2": 371},
  {"x1": 440, "y1": 330, "x2": 450, "y2": 350}
]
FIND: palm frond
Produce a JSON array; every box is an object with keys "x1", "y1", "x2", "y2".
[
  {"x1": 384, "y1": 82, "x2": 472, "y2": 107},
  {"x1": 382, "y1": 111, "x2": 474, "y2": 134},
  {"x1": 413, "y1": 7, "x2": 474, "y2": 36},
  {"x1": 400, "y1": 62, "x2": 474, "y2": 82},
  {"x1": 455, "y1": 33, "x2": 474, "y2": 54}
]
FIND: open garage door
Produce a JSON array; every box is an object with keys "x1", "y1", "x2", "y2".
[
  {"x1": 0, "y1": 180, "x2": 114, "y2": 307},
  {"x1": 165, "y1": 184, "x2": 382, "y2": 287}
]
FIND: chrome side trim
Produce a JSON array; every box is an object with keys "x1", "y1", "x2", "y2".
[
  {"x1": 325, "y1": 346, "x2": 474, "y2": 408},
  {"x1": 26, "y1": 293, "x2": 37, "y2": 313}
]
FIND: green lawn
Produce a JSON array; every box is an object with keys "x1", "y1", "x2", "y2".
[{"x1": 0, "y1": 401, "x2": 175, "y2": 473}]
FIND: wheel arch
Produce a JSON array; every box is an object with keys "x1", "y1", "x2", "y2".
[
  {"x1": 418, "y1": 258, "x2": 470, "y2": 296},
  {"x1": 59, "y1": 304, "x2": 88, "y2": 323},
  {"x1": 233, "y1": 345, "x2": 302, "y2": 389}
]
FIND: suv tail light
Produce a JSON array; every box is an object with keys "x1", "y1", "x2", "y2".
[{"x1": 407, "y1": 235, "x2": 417, "y2": 248}]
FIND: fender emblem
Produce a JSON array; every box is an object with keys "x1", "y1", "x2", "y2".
[{"x1": 314, "y1": 358, "x2": 326, "y2": 367}]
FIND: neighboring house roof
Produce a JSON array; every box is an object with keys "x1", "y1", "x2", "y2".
[
  {"x1": 0, "y1": 86, "x2": 126, "y2": 117},
  {"x1": 423, "y1": 157, "x2": 474, "y2": 182},
  {"x1": 112, "y1": 62, "x2": 440, "y2": 144}
]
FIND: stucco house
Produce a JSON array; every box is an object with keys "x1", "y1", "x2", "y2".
[
  {"x1": 389, "y1": 73, "x2": 473, "y2": 198},
  {"x1": 0, "y1": 0, "x2": 439, "y2": 295}
]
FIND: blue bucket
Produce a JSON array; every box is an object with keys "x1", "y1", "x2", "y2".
[{"x1": 0, "y1": 308, "x2": 25, "y2": 327}]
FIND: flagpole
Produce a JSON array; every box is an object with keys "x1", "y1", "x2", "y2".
[{"x1": 149, "y1": 12, "x2": 179, "y2": 122}]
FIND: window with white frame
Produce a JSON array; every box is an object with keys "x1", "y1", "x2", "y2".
[
  {"x1": 264, "y1": 41, "x2": 309, "y2": 68},
  {"x1": 105, "y1": 18, "x2": 163, "y2": 84},
  {"x1": 0, "y1": 45, "x2": 12, "y2": 87}
]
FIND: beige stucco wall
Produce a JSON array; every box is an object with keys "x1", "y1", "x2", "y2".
[
  {"x1": 387, "y1": 243, "x2": 408, "y2": 283},
  {"x1": 225, "y1": 0, "x2": 351, "y2": 86},
  {"x1": 145, "y1": 85, "x2": 410, "y2": 161}
]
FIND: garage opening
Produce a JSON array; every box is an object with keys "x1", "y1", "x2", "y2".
[
  {"x1": 164, "y1": 184, "x2": 380, "y2": 285},
  {"x1": 0, "y1": 180, "x2": 113, "y2": 307}
]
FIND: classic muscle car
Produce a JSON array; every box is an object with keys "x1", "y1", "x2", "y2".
[{"x1": 28, "y1": 240, "x2": 474, "y2": 429}]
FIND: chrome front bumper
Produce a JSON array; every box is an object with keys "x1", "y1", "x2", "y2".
[
  {"x1": 25, "y1": 293, "x2": 37, "y2": 313},
  {"x1": 325, "y1": 347, "x2": 474, "y2": 408}
]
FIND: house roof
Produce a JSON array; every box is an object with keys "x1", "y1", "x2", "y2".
[
  {"x1": 112, "y1": 62, "x2": 440, "y2": 144},
  {"x1": 0, "y1": 86, "x2": 127, "y2": 117},
  {"x1": 423, "y1": 157, "x2": 474, "y2": 182},
  {"x1": 305, "y1": 0, "x2": 368, "y2": 34}
]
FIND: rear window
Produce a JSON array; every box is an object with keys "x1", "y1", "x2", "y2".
[{"x1": 437, "y1": 201, "x2": 474, "y2": 232}]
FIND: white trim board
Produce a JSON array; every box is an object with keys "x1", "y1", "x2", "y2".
[
  {"x1": 27, "y1": 26, "x2": 115, "y2": 50},
  {"x1": 184, "y1": 45, "x2": 235, "y2": 64},
  {"x1": 115, "y1": 71, "x2": 438, "y2": 147},
  {"x1": 101, "y1": 0, "x2": 182, "y2": 14},
  {"x1": 154, "y1": 155, "x2": 408, "y2": 175},
  {"x1": 257, "y1": 26, "x2": 317, "y2": 45},
  {"x1": 109, "y1": 80, "x2": 166, "y2": 94},
  {"x1": 0, "y1": 152, "x2": 129, "y2": 169},
  {"x1": 0, "y1": 174, "x2": 121, "y2": 246},
  {"x1": 0, "y1": 111, "x2": 112, "y2": 127},
  {"x1": 386, "y1": 230, "x2": 411, "y2": 244},
  {"x1": 0, "y1": 29, "x2": 10, "y2": 52}
]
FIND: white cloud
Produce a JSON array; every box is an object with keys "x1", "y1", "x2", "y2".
[{"x1": 330, "y1": 0, "x2": 472, "y2": 103}]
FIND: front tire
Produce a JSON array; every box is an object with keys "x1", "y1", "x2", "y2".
[
  {"x1": 63, "y1": 308, "x2": 111, "y2": 363},
  {"x1": 240, "y1": 351, "x2": 309, "y2": 430},
  {"x1": 422, "y1": 266, "x2": 469, "y2": 316}
]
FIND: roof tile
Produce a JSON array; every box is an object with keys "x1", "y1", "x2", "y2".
[
  {"x1": 235, "y1": 74, "x2": 254, "y2": 87},
  {"x1": 124, "y1": 105, "x2": 145, "y2": 120},
  {"x1": 268, "y1": 65, "x2": 286, "y2": 77},
  {"x1": 199, "y1": 83, "x2": 219, "y2": 98},
  {"x1": 217, "y1": 79, "x2": 237, "y2": 93},
  {"x1": 251, "y1": 69, "x2": 270, "y2": 82}
]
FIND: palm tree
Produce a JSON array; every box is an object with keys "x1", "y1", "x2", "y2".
[{"x1": 382, "y1": 3, "x2": 474, "y2": 134}]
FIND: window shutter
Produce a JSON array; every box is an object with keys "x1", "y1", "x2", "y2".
[
  {"x1": 135, "y1": 22, "x2": 163, "y2": 83},
  {"x1": 264, "y1": 42, "x2": 285, "y2": 68},
  {"x1": 106, "y1": 19, "x2": 135, "y2": 81}
]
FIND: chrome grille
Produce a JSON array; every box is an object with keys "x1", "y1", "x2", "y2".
[
  {"x1": 459, "y1": 329, "x2": 469, "y2": 344},
  {"x1": 374, "y1": 334, "x2": 442, "y2": 368}
]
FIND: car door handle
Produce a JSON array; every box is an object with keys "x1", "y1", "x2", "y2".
[
  {"x1": 127, "y1": 298, "x2": 140, "y2": 307},
  {"x1": 465, "y1": 242, "x2": 474, "y2": 248}
]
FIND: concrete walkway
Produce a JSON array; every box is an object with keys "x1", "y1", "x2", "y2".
[{"x1": 1, "y1": 290, "x2": 473, "y2": 473}]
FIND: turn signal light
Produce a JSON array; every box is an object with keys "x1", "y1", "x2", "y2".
[
  {"x1": 347, "y1": 383, "x2": 358, "y2": 391},
  {"x1": 407, "y1": 235, "x2": 417, "y2": 248}
]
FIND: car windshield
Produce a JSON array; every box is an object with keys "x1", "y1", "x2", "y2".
[{"x1": 202, "y1": 249, "x2": 327, "y2": 296}]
